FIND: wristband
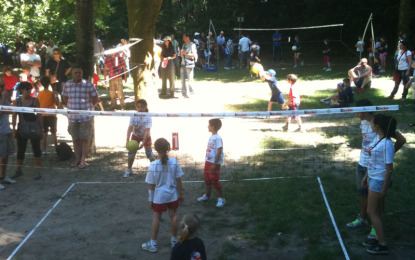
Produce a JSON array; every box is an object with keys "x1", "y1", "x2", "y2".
[{"x1": 148, "y1": 190, "x2": 154, "y2": 202}]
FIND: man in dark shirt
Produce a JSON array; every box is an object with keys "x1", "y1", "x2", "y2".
[{"x1": 45, "y1": 48, "x2": 71, "y2": 95}]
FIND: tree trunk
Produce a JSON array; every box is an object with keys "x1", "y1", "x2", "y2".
[
  {"x1": 398, "y1": 0, "x2": 412, "y2": 40},
  {"x1": 76, "y1": 0, "x2": 96, "y2": 154},
  {"x1": 76, "y1": 0, "x2": 95, "y2": 80},
  {"x1": 126, "y1": 0, "x2": 163, "y2": 101}
]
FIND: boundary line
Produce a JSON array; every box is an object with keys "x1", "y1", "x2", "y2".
[
  {"x1": 7, "y1": 183, "x2": 76, "y2": 260},
  {"x1": 317, "y1": 177, "x2": 350, "y2": 260}
]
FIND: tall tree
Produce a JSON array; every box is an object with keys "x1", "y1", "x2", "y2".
[
  {"x1": 398, "y1": 0, "x2": 412, "y2": 38},
  {"x1": 126, "y1": 0, "x2": 163, "y2": 100},
  {"x1": 76, "y1": 0, "x2": 95, "y2": 80}
]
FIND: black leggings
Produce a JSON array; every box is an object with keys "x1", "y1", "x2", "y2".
[{"x1": 16, "y1": 134, "x2": 41, "y2": 160}]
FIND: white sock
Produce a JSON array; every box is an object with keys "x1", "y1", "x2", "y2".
[{"x1": 150, "y1": 239, "x2": 157, "y2": 246}]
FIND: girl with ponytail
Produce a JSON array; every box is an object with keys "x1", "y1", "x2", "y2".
[
  {"x1": 142, "y1": 138, "x2": 184, "y2": 253},
  {"x1": 171, "y1": 213, "x2": 206, "y2": 260}
]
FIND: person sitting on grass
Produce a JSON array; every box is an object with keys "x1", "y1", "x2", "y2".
[
  {"x1": 320, "y1": 82, "x2": 349, "y2": 108},
  {"x1": 348, "y1": 58, "x2": 372, "y2": 94},
  {"x1": 260, "y1": 69, "x2": 284, "y2": 112}
]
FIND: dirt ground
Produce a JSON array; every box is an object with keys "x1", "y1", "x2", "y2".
[{"x1": 0, "y1": 77, "x2": 413, "y2": 259}]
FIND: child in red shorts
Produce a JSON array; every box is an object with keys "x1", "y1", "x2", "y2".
[
  {"x1": 197, "y1": 118, "x2": 225, "y2": 207},
  {"x1": 124, "y1": 99, "x2": 155, "y2": 177},
  {"x1": 142, "y1": 138, "x2": 184, "y2": 253}
]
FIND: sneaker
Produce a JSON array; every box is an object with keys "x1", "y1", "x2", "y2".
[
  {"x1": 363, "y1": 238, "x2": 378, "y2": 247},
  {"x1": 294, "y1": 127, "x2": 303, "y2": 132},
  {"x1": 300, "y1": 61, "x2": 304, "y2": 66},
  {"x1": 346, "y1": 215, "x2": 368, "y2": 228},
  {"x1": 0, "y1": 184, "x2": 5, "y2": 190},
  {"x1": 320, "y1": 98, "x2": 327, "y2": 103},
  {"x1": 224, "y1": 67, "x2": 230, "y2": 70},
  {"x1": 367, "y1": 227, "x2": 376, "y2": 239},
  {"x1": 326, "y1": 68, "x2": 331, "y2": 72},
  {"x1": 216, "y1": 197, "x2": 226, "y2": 207},
  {"x1": 141, "y1": 241, "x2": 158, "y2": 253},
  {"x1": 1, "y1": 176, "x2": 16, "y2": 184},
  {"x1": 33, "y1": 172, "x2": 42, "y2": 180},
  {"x1": 367, "y1": 244, "x2": 389, "y2": 255},
  {"x1": 124, "y1": 168, "x2": 132, "y2": 178},
  {"x1": 358, "y1": 88, "x2": 363, "y2": 94},
  {"x1": 13, "y1": 169, "x2": 23, "y2": 179},
  {"x1": 282, "y1": 124, "x2": 289, "y2": 132},
  {"x1": 293, "y1": 65, "x2": 297, "y2": 69},
  {"x1": 197, "y1": 194, "x2": 209, "y2": 202},
  {"x1": 323, "y1": 67, "x2": 327, "y2": 71},
  {"x1": 171, "y1": 238, "x2": 179, "y2": 248}
]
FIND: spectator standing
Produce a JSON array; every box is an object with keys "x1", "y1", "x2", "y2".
[
  {"x1": 2, "y1": 66, "x2": 18, "y2": 103},
  {"x1": 11, "y1": 82, "x2": 43, "y2": 179},
  {"x1": 238, "y1": 33, "x2": 251, "y2": 69},
  {"x1": 272, "y1": 30, "x2": 282, "y2": 62},
  {"x1": 94, "y1": 35, "x2": 103, "y2": 75},
  {"x1": 378, "y1": 37, "x2": 388, "y2": 73},
  {"x1": 20, "y1": 42, "x2": 41, "y2": 79},
  {"x1": 45, "y1": 48, "x2": 71, "y2": 104},
  {"x1": 37, "y1": 77, "x2": 59, "y2": 155},
  {"x1": 170, "y1": 34, "x2": 180, "y2": 75},
  {"x1": 217, "y1": 31, "x2": 226, "y2": 59},
  {"x1": 36, "y1": 40, "x2": 47, "y2": 73},
  {"x1": 388, "y1": 40, "x2": 412, "y2": 101},
  {"x1": 293, "y1": 36, "x2": 303, "y2": 68},
  {"x1": 0, "y1": 79, "x2": 16, "y2": 190},
  {"x1": 160, "y1": 36, "x2": 176, "y2": 98},
  {"x1": 180, "y1": 33, "x2": 198, "y2": 98},
  {"x1": 224, "y1": 39, "x2": 234, "y2": 69},
  {"x1": 62, "y1": 65, "x2": 99, "y2": 169},
  {"x1": 45, "y1": 40, "x2": 58, "y2": 62},
  {"x1": 120, "y1": 39, "x2": 131, "y2": 78},
  {"x1": 322, "y1": 39, "x2": 331, "y2": 71},
  {"x1": 104, "y1": 52, "x2": 127, "y2": 110},
  {"x1": 356, "y1": 36, "x2": 364, "y2": 58}
]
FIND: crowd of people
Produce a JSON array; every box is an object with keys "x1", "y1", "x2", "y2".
[{"x1": 0, "y1": 30, "x2": 413, "y2": 257}]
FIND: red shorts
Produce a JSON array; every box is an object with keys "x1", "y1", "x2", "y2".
[
  {"x1": 153, "y1": 200, "x2": 179, "y2": 212},
  {"x1": 203, "y1": 161, "x2": 222, "y2": 189},
  {"x1": 131, "y1": 135, "x2": 152, "y2": 147},
  {"x1": 323, "y1": 55, "x2": 330, "y2": 63}
]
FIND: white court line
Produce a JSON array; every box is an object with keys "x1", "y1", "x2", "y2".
[
  {"x1": 317, "y1": 177, "x2": 350, "y2": 260},
  {"x1": 7, "y1": 183, "x2": 76, "y2": 260}
]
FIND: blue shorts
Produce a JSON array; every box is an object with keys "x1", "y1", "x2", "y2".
[
  {"x1": 368, "y1": 177, "x2": 385, "y2": 193},
  {"x1": 356, "y1": 164, "x2": 368, "y2": 195},
  {"x1": 270, "y1": 93, "x2": 284, "y2": 104}
]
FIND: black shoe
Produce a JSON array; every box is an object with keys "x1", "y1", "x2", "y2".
[
  {"x1": 366, "y1": 244, "x2": 389, "y2": 255},
  {"x1": 362, "y1": 238, "x2": 378, "y2": 247}
]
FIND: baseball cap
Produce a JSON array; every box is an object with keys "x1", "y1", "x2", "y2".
[
  {"x1": 267, "y1": 69, "x2": 276, "y2": 76},
  {"x1": 194, "y1": 32, "x2": 200, "y2": 36},
  {"x1": 162, "y1": 36, "x2": 171, "y2": 41},
  {"x1": 337, "y1": 82, "x2": 344, "y2": 88}
]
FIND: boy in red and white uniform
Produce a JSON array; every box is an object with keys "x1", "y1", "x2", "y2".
[
  {"x1": 282, "y1": 74, "x2": 303, "y2": 132},
  {"x1": 197, "y1": 118, "x2": 225, "y2": 207}
]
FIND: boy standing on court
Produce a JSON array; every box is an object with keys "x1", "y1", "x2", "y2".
[
  {"x1": 282, "y1": 74, "x2": 302, "y2": 132},
  {"x1": 197, "y1": 118, "x2": 226, "y2": 207}
]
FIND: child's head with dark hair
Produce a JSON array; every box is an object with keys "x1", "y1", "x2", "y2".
[
  {"x1": 286, "y1": 74, "x2": 298, "y2": 84},
  {"x1": 18, "y1": 81, "x2": 33, "y2": 92},
  {"x1": 3, "y1": 66, "x2": 12, "y2": 74},
  {"x1": 135, "y1": 99, "x2": 149, "y2": 112},
  {"x1": 372, "y1": 114, "x2": 397, "y2": 139},
  {"x1": 355, "y1": 99, "x2": 374, "y2": 119},
  {"x1": 40, "y1": 76, "x2": 51, "y2": 88},
  {"x1": 209, "y1": 118, "x2": 222, "y2": 131},
  {"x1": 343, "y1": 78, "x2": 350, "y2": 86},
  {"x1": 154, "y1": 138, "x2": 170, "y2": 165},
  {"x1": 178, "y1": 213, "x2": 201, "y2": 243}
]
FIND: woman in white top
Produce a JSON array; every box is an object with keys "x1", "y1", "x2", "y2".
[
  {"x1": 388, "y1": 40, "x2": 412, "y2": 100},
  {"x1": 361, "y1": 114, "x2": 397, "y2": 255}
]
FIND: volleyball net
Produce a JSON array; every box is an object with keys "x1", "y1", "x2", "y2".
[{"x1": 1, "y1": 104, "x2": 413, "y2": 182}]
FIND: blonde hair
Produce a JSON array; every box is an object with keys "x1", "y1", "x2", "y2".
[{"x1": 178, "y1": 214, "x2": 200, "y2": 243}]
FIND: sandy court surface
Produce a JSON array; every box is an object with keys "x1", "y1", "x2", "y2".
[{"x1": 0, "y1": 76, "x2": 410, "y2": 259}]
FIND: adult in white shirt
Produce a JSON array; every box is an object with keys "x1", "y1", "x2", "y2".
[
  {"x1": 20, "y1": 42, "x2": 41, "y2": 79},
  {"x1": 388, "y1": 40, "x2": 412, "y2": 100},
  {"x1": 238, "y1": 33, "x2": 251, "y2": 69}
]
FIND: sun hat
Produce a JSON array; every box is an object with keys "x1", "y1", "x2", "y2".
[{"x1": 267, "y1": 69, "x2": 276, "y2": 76}]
